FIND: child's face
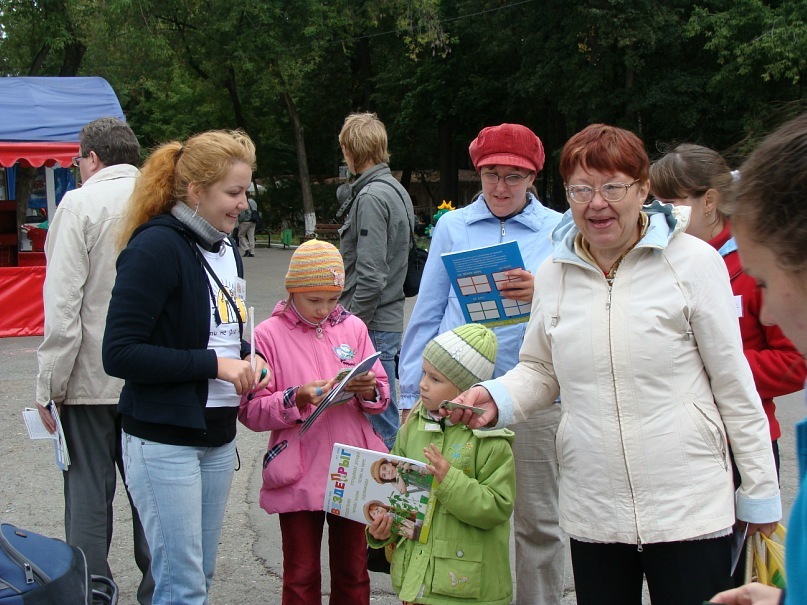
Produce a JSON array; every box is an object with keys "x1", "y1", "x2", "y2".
[
  {"x1": 291, "y1": 291, "x2": 341, "y2": 324},
  {"x1": 379, "y1": 462, "x2": 397, "y2": 481},
  {"x1": 368, "y1": 504, "x2": 387, "y2": 520},
  {"x1": 419, "y1": 359, "x2": 459, "y2": 412}
]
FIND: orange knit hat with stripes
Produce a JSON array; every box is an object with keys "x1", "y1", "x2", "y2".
[{"x1": 284, "y1": 239, "x2": 345, "y2": 292}]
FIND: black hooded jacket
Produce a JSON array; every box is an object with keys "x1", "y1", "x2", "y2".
[{"x1": 103, "y1": 213, "x2": 249, "y2": 446}]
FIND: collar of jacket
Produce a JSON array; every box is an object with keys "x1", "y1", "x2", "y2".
[
  {"x1": 410, "y1": 400, "x2": 515, "y2": 442},
  {"x1": 272, "y1": 299, "x2": 350, "y2": 329},
  {"x1": 171, "y1": 202, "x2": 229, "y2": 252},
  {"x1": 550, "y1": 199, "x2": 690, "y2": 264},
  {"x1": 351, "y1": 163, "x2": 390, "y2": 192},
  {"x1": 81, "y1": 163, "x2": 140, "y2": 187},
  {"x1": 464, "y1": 192, "x2": 549, "y2": 233}
]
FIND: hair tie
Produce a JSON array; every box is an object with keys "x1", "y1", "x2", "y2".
[{"x1": 175, "y1": 146, "x2": 184, "y2": 163}]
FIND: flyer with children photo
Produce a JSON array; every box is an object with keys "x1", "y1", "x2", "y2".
[{"x1": 323, "y1": 443, "x2": 437, "y2": 543}]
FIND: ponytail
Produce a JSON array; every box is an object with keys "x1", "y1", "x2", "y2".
[{"x1": 117, "y1": 142, "x2": 182, "y2": 250}]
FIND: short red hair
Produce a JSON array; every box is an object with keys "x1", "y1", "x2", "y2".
[{"x1": 559, "y1": 124, "x2": 649, "y2": 183}]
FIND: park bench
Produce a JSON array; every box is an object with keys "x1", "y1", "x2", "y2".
[{"x1": 301, "y1": 223, "x2": 342, "y2": 243}]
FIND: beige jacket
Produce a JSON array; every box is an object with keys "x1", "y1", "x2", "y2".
[
  {"x1": 35, "y1": 164, "x2": 138, "y2": 406},
  {"x1": 484, "y1": 203, "x2": 781, "y2": 545}
]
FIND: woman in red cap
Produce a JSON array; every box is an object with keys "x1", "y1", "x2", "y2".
[{"x1": 398, "y1": 123, "x2": 566, "y2": 605}]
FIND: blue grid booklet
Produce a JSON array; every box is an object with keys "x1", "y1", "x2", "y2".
[{"x1": 441, "y1": 240, "x2": 531, "y2": 327}]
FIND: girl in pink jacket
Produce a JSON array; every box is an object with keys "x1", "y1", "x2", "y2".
[{"x1": 238, "y1": 239, "x2": 389, "y2": 605}]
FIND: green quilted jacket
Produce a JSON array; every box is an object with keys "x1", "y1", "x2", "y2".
[{"x1": 368, "y1": 402, "x2": 516, "y2": 604}]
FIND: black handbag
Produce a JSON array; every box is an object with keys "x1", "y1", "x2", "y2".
[{"x1": 404, "y1": 237, "x2": 428, "y2": 297}]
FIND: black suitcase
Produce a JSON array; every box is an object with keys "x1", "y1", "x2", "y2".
[{"x1": 0, "y1": 521, "x2": 118, "y2": 605}]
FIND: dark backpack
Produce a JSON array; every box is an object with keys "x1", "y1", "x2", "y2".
[{"x1": 0, "y1": 521, "x2": 118, "y2": 605}]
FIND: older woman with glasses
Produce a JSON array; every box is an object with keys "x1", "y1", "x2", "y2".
[{"x1": 449, "y1": 123, "x2": 782, "y2": 605}]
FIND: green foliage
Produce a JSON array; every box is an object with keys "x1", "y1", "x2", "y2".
[
  {"x1": 686, "y1": 0, "x2": 807, "y2": 148},
  {"x1": 1, "y1": 0, "x2": 805, "y2": 223}
]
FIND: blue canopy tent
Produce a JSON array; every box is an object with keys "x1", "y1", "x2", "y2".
[
  {"x1": 0, "y1": 77, "x2": 125, "y2": 336},
  {"x1": 0, "y1": 76, "x2": 124, "y2": 174}
]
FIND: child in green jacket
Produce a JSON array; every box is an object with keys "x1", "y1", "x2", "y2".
[{"x1": 367, "y1": 323, "x2": 516, "y2": 605}]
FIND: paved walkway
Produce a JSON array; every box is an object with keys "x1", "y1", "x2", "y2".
[{"x1": 1, "y1": 243, "x2": 801, "y2": 604}]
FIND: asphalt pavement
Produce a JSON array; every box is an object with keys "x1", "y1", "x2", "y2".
[{"x1": 0, "y1": 242, "x2": 802, "y2": 605}]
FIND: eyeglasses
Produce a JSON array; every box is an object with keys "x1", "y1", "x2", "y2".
[
  {"x1": 71, "y1": 154, "x2": 89, "y2": 168},
  {"x1": 565, "y1": 179, "x2": 640, "y2": 204},
  {"x1": 480, "y1": 172, "x2": 531, "y2": 187}
]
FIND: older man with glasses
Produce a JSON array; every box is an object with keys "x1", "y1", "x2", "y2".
[{"x1": 35, "y1": 117, "x2": 154, "y2": 604}]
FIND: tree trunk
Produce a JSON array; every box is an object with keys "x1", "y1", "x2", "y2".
[
  {"x1": 224, "y1": 65, "x2": 247, "y2": 130},
  {"x1": 438, "y1": 120, "x2": 458, "y2": 205},
  {"x1": 624, "y1": 65, "x2": 636, "y2": 126},
  {"x1": 351, "y1": 37, "x2": 373, "y2": 110},
  {"x1": 281, "y1": 90, "x2": 316, "y2": 235},
  {"x1": 28, "y1": 45, "x2": 50, "y2": 75},
  {"x1": 59, "y1": 41, "x2": 86, "y2": 76}
]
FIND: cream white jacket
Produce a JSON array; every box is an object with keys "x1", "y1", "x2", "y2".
[
  {"x1": 36, "y1": 164, "x2": 138, "y2": 406},
  {"x1": 483, "y1": 202, "x2": 781, "y2": 545}
]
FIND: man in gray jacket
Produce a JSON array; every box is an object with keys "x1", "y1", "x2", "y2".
[
  {"x1": 338, "y1": 112, "x2": 415, "y2": 449},
  {"x1": 34, "y1": 117, "x2": 153, "y2": 603}
]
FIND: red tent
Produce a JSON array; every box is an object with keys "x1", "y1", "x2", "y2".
[{"x1": 0, "y1": 77, "x2": 125, "y2": 337}]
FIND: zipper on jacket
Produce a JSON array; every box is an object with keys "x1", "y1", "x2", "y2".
[
  {"x1": 694, "y1": 405, "x2": 729, "y2": 471},
  {"x1": 604, "y1": 273, "x2": 644, "y2": 550},
  {"x1": 500, "y1": 219, "x2": 506, "y2": 238}
]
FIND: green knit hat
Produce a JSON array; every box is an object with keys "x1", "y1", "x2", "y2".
[{"x1": 422, "y1": 323, "x2": 498, "y2": 392}]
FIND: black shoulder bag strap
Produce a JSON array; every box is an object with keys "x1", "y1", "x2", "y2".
[
  {"x1": 182, "y1": 233, "x2": 244, "y2": 339},
  {"x1": 366, "y1": 179, "x2": 417, "y2": 252}
]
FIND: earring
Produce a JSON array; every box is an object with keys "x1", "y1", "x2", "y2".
[{"x1": 194, "y1": 202, "x2": 200, "y2": 216}]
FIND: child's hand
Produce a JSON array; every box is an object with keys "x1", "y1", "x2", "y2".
[
  {"x1": 344, "y1": 371, "x2": 377, "y2": 399},
  {"x1": 423, "y1": 443, "x2": 450, "y2": 482},
  {"x1": 296, "y1": 380, "x2": 333, "y2": 409},
  {"x1": 368, "y1": 511, "x2": 393, "y2": 541}
]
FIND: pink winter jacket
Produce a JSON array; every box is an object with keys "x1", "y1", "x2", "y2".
[{"x1": 238, "y1": 300, "x2": 389, "y2": 514}]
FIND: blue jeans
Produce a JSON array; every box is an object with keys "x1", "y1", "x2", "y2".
[
  {"x1": 122, "y1": 433, "x2": 236, "y2": 605},
  {"x1": 368, "y1": 329, "x2": 401, "y2": 450}
]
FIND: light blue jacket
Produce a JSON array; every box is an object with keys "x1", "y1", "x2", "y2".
[
  {"x1": 785, "y1": 411, "x2": 806, "y2": 605},
  {"x1": 398, "y1": 194, "x2": 562, "y2": 409}
]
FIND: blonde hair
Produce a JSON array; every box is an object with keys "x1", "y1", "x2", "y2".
[
  {"x1": 117, "y1": 129, "x2": 256, "y2": 249},
  {"x1": 338, "y1": 112, "x2": 390, "y2": 169}
]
